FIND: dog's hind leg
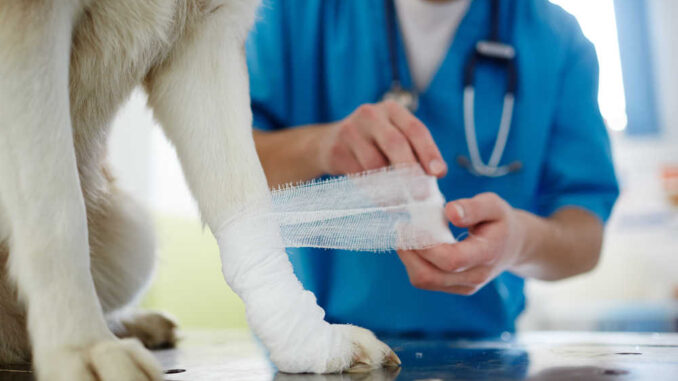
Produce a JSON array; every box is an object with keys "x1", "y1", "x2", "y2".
[
  {"x1": 0, "y1": 2, "x2": 162, "y2": 380},
  {"x1": 0, "y1": 184, "x2": 29, "y2": 364},
  {"x1": 84, "y1": 172, "x2": 177, "y2": 349},
  {"x1": 0, "y1": 241, "x2": 30, "y2": 364}
]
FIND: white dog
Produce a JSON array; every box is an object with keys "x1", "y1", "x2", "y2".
[{"x1": 0, "y1": 1, "x2": 398, "y2": 380}]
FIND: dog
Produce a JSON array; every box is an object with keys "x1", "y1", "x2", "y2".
[{"x1": 0, "y1": 0, "x2": 398, "y2": 380}]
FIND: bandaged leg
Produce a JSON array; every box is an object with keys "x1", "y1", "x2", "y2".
[
  {"x1": 218, "y1": 211, "x2": 354, "y2": 372},
  {"x1": 145, "y1": 3, "x2": 396, "y2": 373},
  {"x1": 217, "y1": 166, "x2": 453, "y2": 370}
]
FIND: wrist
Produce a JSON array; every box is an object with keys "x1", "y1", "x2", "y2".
[
  {"x1": 254, "y1": 125, "x2": 331, "y2": 186},
  {"x1": 309, "y1": 122, "x2": 337, "y2": 176},
  {"x1": 508, "y1": 209, "x2": 546, "y2": 272}
]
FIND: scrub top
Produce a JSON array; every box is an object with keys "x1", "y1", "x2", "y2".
[{"x1": 246, "y1": 0, "x2": 619, "y2": 337}]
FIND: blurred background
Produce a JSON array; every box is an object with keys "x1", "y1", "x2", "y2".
[{"x1": 107, "y1": 0, "x2": 677, "y2": 332}]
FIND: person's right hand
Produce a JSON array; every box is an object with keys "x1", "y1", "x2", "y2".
[{"x1": 317, "y1": 100, "x2": 447, "y2": 177}]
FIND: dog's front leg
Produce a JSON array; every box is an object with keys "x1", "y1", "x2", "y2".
[
  {"x1": 0, "y1": 3, "x2": 161, "y2": 380},
  {"x1": 145, "y1": 4, "x2": 398, "y2": 373}
]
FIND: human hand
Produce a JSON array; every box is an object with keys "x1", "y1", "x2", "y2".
[
  {"x1": 317, "y1": 100, "x2": 447, "y2": 177},
  {"x1": 397, "y1": 193, "x2": 527, "y2": 295}
]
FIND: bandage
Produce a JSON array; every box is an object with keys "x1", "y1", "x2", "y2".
[
  {"x1": 216, "y1": 165, "x2": 454, "y2": 372},
  {"x1": 236, "y1": 164, "x2": 455, "y2": 251},
  {"x1": 217, "y1": 216, "x2": 352, "y2": 372}
]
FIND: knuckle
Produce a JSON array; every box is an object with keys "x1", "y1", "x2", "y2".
[
  {"x1": 479, "y1": 192, "x2": 509, "y2": 214},
  {"x1": 484, "y1": 192, "x2": 507, "y2": 208},
  {"x1": 381, "y1": 99, "x2": 400, "y2": 112},
  {"x1": 480, "y1": 192, "x2": 500, "y2": 203},
  {"x1": 338, "y1": 121, "x2": 357, "y2": 140},
  {"x1": 356, "y1": 104, "x2": 378, "y2": 119}
]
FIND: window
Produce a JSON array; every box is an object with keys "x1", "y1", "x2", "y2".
[{"x1": 550, "y1": 0, "x2": 627, "y2": 131}]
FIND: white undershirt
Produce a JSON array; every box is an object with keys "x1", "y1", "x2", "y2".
[{"x1": 395, "y1": 0, "x2": 471, "y2": 92}]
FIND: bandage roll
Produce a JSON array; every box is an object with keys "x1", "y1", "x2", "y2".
[{"x1": 236, "y1": 165, "x2": 456, "y2": 252}]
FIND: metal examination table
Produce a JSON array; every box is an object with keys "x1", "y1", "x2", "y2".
[{"x1": 1, "y1": 330, "x2": 677, "y2": 380}]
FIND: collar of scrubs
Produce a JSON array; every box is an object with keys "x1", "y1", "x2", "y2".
[{"x1": 388, "y1": 0, "x2": 506, "y2": 99}]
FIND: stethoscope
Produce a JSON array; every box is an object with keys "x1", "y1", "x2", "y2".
[{"x1": 382, "y1": 0, "x2": 522, "y2": 177}]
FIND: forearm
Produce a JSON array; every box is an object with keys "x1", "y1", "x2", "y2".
[
  {"x1": 510, "y1": 207, "x2": 603, "y2": 281},
  {"x1": 253, "y1": 126, "x2": 328, "y2": 187}
]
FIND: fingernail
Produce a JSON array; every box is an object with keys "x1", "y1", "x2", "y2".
[
  {"x1": 429, "y1": 159, "x2": 447, "y2": 175},
  {"x1": 453, "y1": 203, "x2": 465, "y2": 220}
]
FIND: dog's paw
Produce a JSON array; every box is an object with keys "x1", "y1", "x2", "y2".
[
  {"x1": 119, "y1": 310, "x2": 178, "y2": 350},
  {"x1": 35, "y1": 338, "x2": 162, "y2": 381},
  {"x1": 327, "y1": 325, "x2": 401, "y2": 373}
]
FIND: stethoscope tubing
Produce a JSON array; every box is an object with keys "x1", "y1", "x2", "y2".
[
  {"x1": 462, "y1": 87, "x2": 516, "y2": 177},
  {"x1": 383, "y1": 0, "x2": 521, "y2": 177}
]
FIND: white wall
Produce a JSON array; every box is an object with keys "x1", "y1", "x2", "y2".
[
  {"x1": 108, "y1": 90, "x2": 153, "y2": 205},
  {"x1": 108, "y1": 89, "x2": 199, "y2": 218}
]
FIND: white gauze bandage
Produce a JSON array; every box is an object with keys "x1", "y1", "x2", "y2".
[
  {"x1": 252, "y1": 164, "x2": 455, "y2": 251},
  {"x1": 216, "y1": 165, "x2": 454, "y2": 372}
]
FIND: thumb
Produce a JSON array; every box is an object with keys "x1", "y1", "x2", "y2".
[{"x1": 446, "y1": 192, "x2": 508, "y2": 228}]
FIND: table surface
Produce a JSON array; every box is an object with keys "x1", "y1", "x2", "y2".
[{"x1": 1, "y1": 330, "x2": 677, "y2": 380}]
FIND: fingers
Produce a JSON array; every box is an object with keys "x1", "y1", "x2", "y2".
[
  {"x1": 384, "y1": 100, "x2": 447, "y2": 177},
  {"x1": 331, "y1": 101, "x2": 447, "y2": 176},
  {"x1": 353, "y1": 104, "x2": 417, "y2": 166},
  {"x1": 397, "y1": 250, "x2": 494, "y2": 294},
  {"x1": 437, "y1": 265, "x2": 494, "y2": 294},
  {"x1": 414, "y1": 238, "x2": 485, "y2": 272},
  {"x1": 416, "y1": 232, "x2": 496, "y2": 272},
  {"x1": 398, "y1": 193, "x2": 515, "y2": 295},
  {"x1": 339, "y1": 118, "x2": 389, "y2": 170},
  {"x1": 397, "y1": 249, "x2": 449, "y2": 292},
  {"x1": 446, "y1": 192, "x2": 510, "y2": 228}
]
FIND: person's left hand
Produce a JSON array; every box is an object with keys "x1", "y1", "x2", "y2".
[{"x1": 397, "y1": 193, "x2": 528, "y2": 295}]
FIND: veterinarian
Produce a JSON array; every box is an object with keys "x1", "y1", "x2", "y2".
[{"x1": 247, "y1": 0, "x2": 619, "y2": 336}]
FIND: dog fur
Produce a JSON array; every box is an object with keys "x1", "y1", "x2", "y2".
[{"x1": 0, "y1": 0, "x2": 395, "y2": 379}]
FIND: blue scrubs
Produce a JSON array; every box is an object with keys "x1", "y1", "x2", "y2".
[{"x1": 246, "y1": 0, "x2": 619, "y2": 337}]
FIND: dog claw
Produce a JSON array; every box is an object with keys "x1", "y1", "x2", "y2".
[
  {"x1": 346, "y1": 347, "x2": 401, "y2": 373},
  {"x1": 384, "y1": 350, "x2": 401, "y2": 367}
]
